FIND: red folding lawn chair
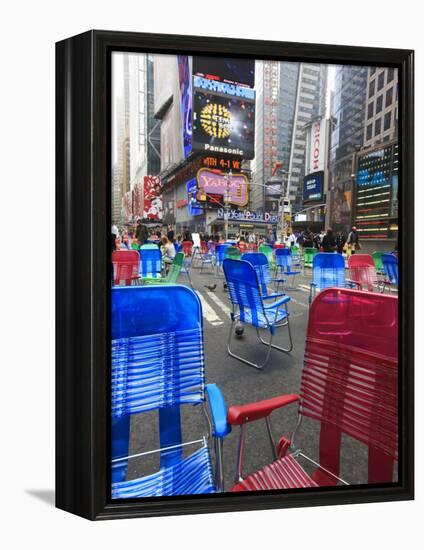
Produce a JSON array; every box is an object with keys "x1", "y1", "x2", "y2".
[
  {"x1": 112, "y1": 250, "x2": 140, "y2": 286},
  {"x1": 347, "y1": 254, "x2": 379, "y2": 292},
  {"x1": 228, "y1": 288, "x2": 398, "y2": 491}
]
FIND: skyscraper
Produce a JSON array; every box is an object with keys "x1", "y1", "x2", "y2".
[
  {"x1": 251, "y1": 61, "x2": 327, "y2": 216},
  {"x1": 329, "y1": 65, "x2": 368, "y2": 233}
]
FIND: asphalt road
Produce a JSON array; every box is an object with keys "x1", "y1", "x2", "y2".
[{"x1": 126, "y1": 259, "x2": 384, "y2": 492}]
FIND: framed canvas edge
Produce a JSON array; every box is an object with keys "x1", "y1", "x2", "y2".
[{"x1": 55, "y1": 29, "x2": 414, "y2": 521}]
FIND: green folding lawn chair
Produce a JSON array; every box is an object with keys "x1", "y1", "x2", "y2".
[
  {"x1": 143, "y1": 253, "x2": 184, "y2": 285},
  {"x1": 258, "y1": 244, "x2": 276, "y2": 274}
]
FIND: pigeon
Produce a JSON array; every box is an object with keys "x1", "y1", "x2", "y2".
[{"x1": 204, "y1": 284, "x2": 217, "y2": 291}]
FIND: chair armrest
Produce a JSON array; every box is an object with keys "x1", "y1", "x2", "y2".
[
  {"x1": 263, "y1": 292, "x2": 285, "y2": 300},
  {"x1": 266, "y1": 295, "x2": 291, "y2": 309},
  {"x1": 205, "y1": 384, "x2": 231, "y2": 438},
  {"x1": 228, "y1": 394, "x2": 300, "y2": 425}
]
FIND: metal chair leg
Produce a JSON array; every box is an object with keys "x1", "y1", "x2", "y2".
[
  {"x1": 256, "y1": 315, "x2": 293, "y2": 353},
  {"x1": 227, "y1": 320, "x2": 273, "y2": 370}
]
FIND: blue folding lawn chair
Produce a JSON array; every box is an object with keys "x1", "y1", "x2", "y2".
[
  {"x1": 139, "y1": 244, "x2": 162, "y2": 281},
  {"x1": 223, "y1": 258, "x2": 293, "y2": 369},
  {"x1": 241, "y1": 252, "x2": 286, "y2": 299},
  {"x1": 275, "y1": 248, "x2": 301, "y2": 290},
  {"x1": 215, "y1": 243, "x2": 231, "y2": 278},
  {"x1": 111, "y1": 285, "x2": 230, "y2": 498},
  {"x1": 309, "y1": 252, "x2": 346, "y2": 304},
  {"x1": 381, "y1": 253, "x2": 398, "y2": 292}
]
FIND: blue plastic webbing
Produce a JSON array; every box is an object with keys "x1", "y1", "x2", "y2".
[
  {"x1": 311, "y1": 253, "x2": 346, "y2": 290},
  {"x1": 112, "y1": 327, "x2": 205, "y2": 418},
  {"x1": 111, "y1": 444, "x2": 214, "y2": 498}
]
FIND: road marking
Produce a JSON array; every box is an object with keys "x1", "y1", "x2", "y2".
[
  {"x1": 206, "y1": 291, "x2": 232, "y2": 317},
  {"x1": 298, "y1": 284, "x2": 310, "y2": 293},
  {"x1": 195, "y1": 291, "x2": 224, "y2": 326},
  {"x1": 289, "y1": 296, "x2": 309, "y2": 309}
]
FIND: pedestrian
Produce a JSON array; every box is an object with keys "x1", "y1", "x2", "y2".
[
  {"x1": 135, "y1": 219, "x2": 148, "y2": 247},
  {"x1": 167, "y1": 225, "x2": 175, "y2": 243},
  {"x1": 321, "y1": 228, "x2": 337, "y2": 252},
  {"x1": 336, "y1": 231, "x2": 346, "y2": 254},
  {"x1": 160, "y1": 236, "x2": 176, "y2": 267},
  {"x1": 111, "y1": 223, "x2": 119, "y2": 252},
  {"x1": 346, "y1": 226, "x2": 361, "y2": 255},
  {"x1": 302, "y1": 227, "x2": 314, "y2": 248}
]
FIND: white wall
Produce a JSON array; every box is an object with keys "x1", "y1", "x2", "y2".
[{"x1": 0, "y1": 1, "x2": 421, "y2": 549}]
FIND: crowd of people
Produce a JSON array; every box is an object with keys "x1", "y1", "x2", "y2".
[{"x1": 112, "y1": 219, "x2": 367, "y2": 261}]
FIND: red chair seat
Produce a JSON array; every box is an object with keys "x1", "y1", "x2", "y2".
[{"x1": 231, "y1": 454, "x2": 318, "y2": 492}]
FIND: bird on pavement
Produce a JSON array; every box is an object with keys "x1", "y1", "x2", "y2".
[{"x1": 204, "y1": 284, "x2": 217, "y2": 291}]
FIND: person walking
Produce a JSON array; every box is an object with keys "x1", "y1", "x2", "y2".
[
  {"x1": 336, "y1": 231, "x2": 346, "y2": 254},
  {"x1": 167, "y1": 225, "x2": 175, "y2": 243},
  {"x1": 302, "y1": 227, "x2": 314, "y2": 249},
  {"x1": 346, "y1": 226, "x2": 360, "y2": 255},
  {"x1": 135, "y1": 219, "x2": 148, "y2": 247},
  {"x1": 321, "y1": 228, "x2": 337, "y2": 252}
]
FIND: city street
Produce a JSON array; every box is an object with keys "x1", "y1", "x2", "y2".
[{"x1": 127, "y1": 262, "x2": 371, "y2": 492}]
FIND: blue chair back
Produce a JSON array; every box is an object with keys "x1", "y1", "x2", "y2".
[
  {"x1": 275, "y1": 247, "x2": 293, "y2": 272},
  {"x1": 223, "y1": 258, "x2": 268, "y2": 328},
  {"x1": 312, "y1": 252, "x2": 346, "y2": 290},
  {"x1": 241, "y1": 252, "x2": 272, "y2": 295},
  {"x1": 111, "y1": 285, "x2": 207, "y2": 486},
  {"x1": 139, "y1": 245, "x2": 162, "y2": 278},
  {"x1": 215, "y1": 243, "x2": 231, "y2": 267},
  {"x1": 382, "y1": 253, "x2": 398, "y2": 285},
  {"x1": 174, "y1": 242, "x2": 182, "y2": 253}
]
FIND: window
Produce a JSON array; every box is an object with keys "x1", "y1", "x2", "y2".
[
  {"x1": 368, "y1": 79, "x2": 375, "y2": 97},
  {"x1": 375, "y1": 117, "x2": 381, "y2": 135},
  {"x1": 366, "y1": 124, "x2": 373, "y2": 140},
  {"x1": 378, "y1": 72, "x2": 385, "y2": 91},
  {"x1": 367, "y1": 102, "x2": 374, "y2": 119},
  {"x1": 386, "y1": 87, "x2": 393, "y2": 107},
  {"x1": 384, "y1": 112, "x2": 392, "y2": 131},
  {"x1": 376, "y1": 95, "x2": 383, "y2": 114},
  {"x1": 370, "y1": 67, "x2": 376, "y2": 76},
  {"x1": 387, "y1": 68, "x2": 395, "y2": 82}
]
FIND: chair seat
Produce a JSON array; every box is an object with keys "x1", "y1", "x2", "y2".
[
  {"x1": 231, "y1": 454, "x2": 318, "y2": 492},
  {"x1": 240, "y1": 303, "x2": 288, "y2": 328},
  {"x1": 112, "y1": 445, "x2": 214, "y2": 498}
]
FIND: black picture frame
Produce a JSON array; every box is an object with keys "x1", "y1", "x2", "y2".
[{"x1": 56, "y1": 30, "x2": 414, "y2": 520}]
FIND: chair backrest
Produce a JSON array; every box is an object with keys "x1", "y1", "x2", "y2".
[
  {"x1": 139, "y1": 245, "x2": 162, "y2": 278},
  {"x1": 237, "y1": 242, "x2": 248, "y2": 254},
  {"x1": 348, "y1": 254, "x2": 378, "y2": 291},
  {"x1": 112, "y1": 250, "x2": 140, "y2": 285},
  {"x1": 174, "y1": 242, "x2": 182, "y2": 253},
  {"x1": 182, "y1": 241, "x2": 193, "y2": 257},
  {"x1": 215, "y1": 243, "x2": 231, "y2": 266},
  {"x1": 241, "y1": 252, "x2": 272, "y2": 295},
  {"x1": 372, "y1": 251, "x2": 383, "y2": 272},
  {"x1": 258, "y1": 244, "x2": 275, "y2": 266},
  {"x1": 382, "y1": 253, "x2": 399, "y2": 285},
  {"x1": 303, "y1": 247, "x2": 317, "y2": 266},
  {"x1": 200, "y1": 241, "x2": 209, "y2": 254},
  {"x1": 275, "y1": 247, "x2": 293, "y2": 271},
  {"x1": 300, "y1": 288, "x2": 398, "y2": 484},
  {"x1": 273, "y1": 243, "x2": 285, "y2": 250},
  {"x1": 111, "y1": 285, "x2": 206, "y2": 477},
  {"x1": 223, "y1": 259, "x2": 268, "y2": 328},
  {"x1": 225, "y1": 246, "x2": 241, "y2": 259},
  {"x1": 311, "y1": 252, "x2": 345, "y2": 290},
  {"x1": 165, "y1": 252, "x2": 184, "y2": 283}
]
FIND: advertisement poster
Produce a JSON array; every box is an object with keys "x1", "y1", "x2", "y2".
[
  {"x1": 192, "y1": 89, "x2": 255, "y2": 159},
  {"x1": 143, "y1": 175, "x2": 163, "y2": 220},
  {"x1": 303, "y1": 171, "x2": 324, "y2": 202},
  {"x1": 196, "y1": 168, "x2": 248, "y2": 207}
]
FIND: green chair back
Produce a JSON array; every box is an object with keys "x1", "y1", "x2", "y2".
[
  {"x1": 224, "y1": 246, "x2": 241, "y2": 259},
  {"x1": 372, "y1": 251, "x2": 384, "y2": 272},
  {"x1": 165, "y1": 252, "x2": 184, "y2": 283},
  {"x1": 304, "y1": 247, "x2": 317, "y2": 267},
  {"x1": 258, "y1": 244, "x2": 275, "y2": 268}
]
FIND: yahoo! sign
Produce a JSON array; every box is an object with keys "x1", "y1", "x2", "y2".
[{"x1": 196, "y1": 168, "x2": 248, "y2": 207}]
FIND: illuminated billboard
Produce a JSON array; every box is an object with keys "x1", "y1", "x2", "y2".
[
  {"x1": 143, "y1": 175, "x2": 163, "y2": 221},
  {"x1": 192, "y1": 89, "x2": 255, "y2": 159},
  {"x1": 303, "y1": 171, "x2": 324, "y2": 202},
  {"x1": 196, "y1": 168, "x2": 248, "y2": 207},
  {"x1": 193, "y1": 56, "x2": 255, "y2": 87},
  {"x1": 305, "y1": 118, "x2": 327, "y2": 176}
]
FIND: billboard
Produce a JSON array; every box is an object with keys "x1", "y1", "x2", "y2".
[
  {"x1": 305, "y1": 118, "x2": 326, "y2": 176},
  {"x1": 143, "y1": 175, "x2": 163, "y2": 221},
  {"x1": 192, "y1": 88, "x2": 255, "y2": 159},
  {"x1": 177, "y1": 55, "x2": 192, "y2": 158},
  {"x1": 196, "y1": 168, "x2": 248, "y2": 207},
  {"x1": 303, "y1": 171, "x2": 324, "y2": 202},
  {"x1": 186, "y1": 178, "x2": 203, "y2": 216},
  {"x1": 193, "y1": 57, "x2": 255, "y2": 87}
]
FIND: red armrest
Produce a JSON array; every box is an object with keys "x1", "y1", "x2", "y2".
[{"x1": 228, "y1": 394, "x2": 300, "y2": 425}]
